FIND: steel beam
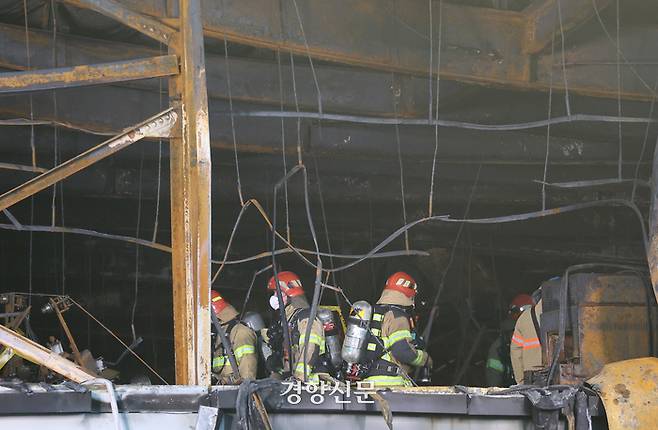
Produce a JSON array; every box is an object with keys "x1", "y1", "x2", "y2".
[
  {"x1": 59, "y1": 0, "x2": 175, "y2": 44},
  {"x1": 0, "y1": 55, "x2": 178, "y2": 94},
  {"x1": 102, "y1": 0, "x2": 655, "y2": 100},
  {"x1": 174, "y1": 0, "x2": 532, "y2": 85},
  {"x1": 0, "y1": 324, "x2": 96, "y2": 383},
  {"x1": 168, "y1": 0, "x2": 212, "y2": 385},
  {"x1": 0, "y1": 23, "x2": 454, "y2": 117},
  {"x1": 522, "y1": 0, "x2": 613, "y2": 54},
  {"x1": 0, "y1": 108, "x2": 177, "y2": 212},
  {"x1": 42, "y1": 0, "x2": 655, "y2": 99}
]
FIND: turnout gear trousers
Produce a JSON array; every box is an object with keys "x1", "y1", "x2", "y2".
[{"x1": 510, "y1": 300, "x2": 543, "y2": 384}]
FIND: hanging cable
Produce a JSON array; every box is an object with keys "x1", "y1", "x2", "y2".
[
  {"x1": 81, "y1": 379, "x2": 122, "y2": 430},
  {"x1": 615, "y1": 0, "x2": 623, "y2": 180},
  {"x1": 227, "y1": 110, "x2": 654, "y2": 130},
  {"x1": 289, "y1": 0, "x2": 323, "y2": 119},
  {"x1": 392, "y1": 79, "x2": 410, "y2": 251},
  {"x1": 289, "y1": 51, "x2": 303, "y2": 165},
  {"x1": 591, "y1": 0, "x2": 656, "y2": 97},
  {"x1": 277, "y1": 50, "x2": 292, "y2": 242},
  {"x1": 311, "y1": 153, "x2": 339, "y2": 297},
  {"x1": 631, "y1": 78, "x2": 658, "y2": 202},
  {"x1": 152, "y1": 42, "x2": 165, "y2": 243},
  {"x1": 131, "y1": 147, "x2": 144, "y2": 343},
  {"x1": 270, "y1": 164, "x2": 323, "y2": 381},
  {"x1": 427, "y1": 0, "x2": 433, "y2": 123},
  {"x1": 224, "y1": 38, "x2": 245, "y2": 206},
  {"x1": 8, "y1": 291, "x2": 169, "y2": 385},
  {"x1": 542, "y1": 26, "x2": 556, "y2": 210},
  {"x1": 23, "y1": 0, "x2": 36, "y2": 307},
  {"x1": 69, "y1": 297, "x2": 168, "y2": 384},
  {"x1": 420, "y1": 164, "x2": 481, "y2": 344},
  {"x1": 428, "y1": 0, "x2": 443, "y2": 217},
  {"x1": 555, "y1": 0, "x2": 571, "y2": 117}
]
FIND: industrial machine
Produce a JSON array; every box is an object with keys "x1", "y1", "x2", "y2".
[{"x1": 533, "y1": 270, "x2": 657, "y2": 385}]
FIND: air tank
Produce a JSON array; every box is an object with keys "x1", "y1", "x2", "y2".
[
  {"x1": 317, "y1": 309, "x2": 343, "y2": 367},
  {"x1": 341, "y1": 301, "x2": 372, "y2": 364},
  {"x1": 242, "y1": 311, "x2": 272, "y2": 362}
]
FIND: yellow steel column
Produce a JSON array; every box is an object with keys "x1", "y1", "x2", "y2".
[{"x1": 168, "y1": 0, "x2": 212, "y2": 385}]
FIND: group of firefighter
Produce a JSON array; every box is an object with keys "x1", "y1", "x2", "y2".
[{"x1": 210, "y1": 270, "x2": 543, "y2": 388}]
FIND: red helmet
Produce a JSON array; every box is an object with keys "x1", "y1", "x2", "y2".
[
  {"x1": 267, "y1": 271, "x2": 304, "y2": 297},
  {"x1": 509, "y1": 294, "x2": 533, "y2": 314},
  {"x1": 384, "y1": 272, "x2": 418, "y2": 298},
  {"x1": 211, "y1": 290, "x2": 229, "y2": 314}
]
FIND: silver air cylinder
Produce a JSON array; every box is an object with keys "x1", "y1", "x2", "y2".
[
  {"x1": 242, "y1": 311, "x2": 272, "y2": 361},
  {"x1": 341, "y1": 301, "x2": 372, "y2": 364},
  {"x1": 317, "y1": 309, "x2": 343, "y2": 367},
  {"x1": 242, "y1": 311, "x2": 266, "y2": 332}
]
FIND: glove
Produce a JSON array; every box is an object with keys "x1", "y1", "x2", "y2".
[{"x1": 425, "y1": 354, "x2": 433, "y2": 369}]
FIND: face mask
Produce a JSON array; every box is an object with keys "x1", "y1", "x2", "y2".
[{"x1": 269, "y1": 294, "x2": 285, "y2": 310}]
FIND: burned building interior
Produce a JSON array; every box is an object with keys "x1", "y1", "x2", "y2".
[{"x1": 0, "y1": 0, "x2": 657, "y2": 429}]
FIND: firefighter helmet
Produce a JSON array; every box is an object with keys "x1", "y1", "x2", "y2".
[
  {"x1": 267, "y1": 271, "x2": 304, "y2": 297},
  {"x1": 211, "y1": 290, "x2": 229, "y2": 314},
  {"x1": 384, "y1": 272, "x2": 418, "y2": 298},
  {"x1": 509, "y1": 294, "x2": 533, "y2": 316}
]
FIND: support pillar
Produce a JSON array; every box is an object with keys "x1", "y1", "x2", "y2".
[{"x1": 168, "y1": 0, "x2": 212, "y2": 385}]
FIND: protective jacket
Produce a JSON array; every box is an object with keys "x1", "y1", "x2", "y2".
[
  {"x1": 212, "y1": 304, "x2": 257, "y2": 384},
  {"x1": 269, "y1": 296, "x2": 326, "y2": 383},
  {"x1": 510, "y1": 300, "x2": 543, "y2": 384},
  {"x1": 485, "y1": 319, "x2": 516, "y2": 387},
  {"x1": 363, "y1": 289, "x2": 429, "y2": 387}
]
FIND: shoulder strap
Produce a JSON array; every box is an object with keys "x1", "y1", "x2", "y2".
[
  {"x1": 225, "y1": 319, "x2": 239, "y2": 335},
  {"x1": 530, "y1": 305, "x2": 541, "y2": 345}
]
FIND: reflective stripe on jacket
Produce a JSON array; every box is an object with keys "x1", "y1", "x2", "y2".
[
  {"x1": 212, "y1": 321, "x2": 258, "y2": 383},
  {"x1": 510, "y1": 300, "x2": 543, "y2": 384}
]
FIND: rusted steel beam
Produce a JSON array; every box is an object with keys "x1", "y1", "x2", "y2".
[
  {"x1": 59, "y1": 0, "x2": 175, "y2": 45},
  {"x1": 0, "y1": 108, "x2": 177, "y2": 212},
  {"x1": 106, "y1": 0, "x2": 651, "y2": 101},
  {"x1": 0, "y1": 324, "x2": 96, "y2": 383},
  {"x1": 536, "y1": 25, "x2": 658, "y2": 101},
  {"x1": 168, "y1": 0, "x2": 212, "y2": 386},
  {"x1": 0, "y1": 55, "x2": 178, "y2": 94},
  {"x1": 165, "y1": 0, "x2": 532, "y2": 86},
  {"x1": 0, "y1": 23, "x2": 442, "y2": 117},
  {"x1": 522, "y1": 0, "x2": 613, "y2": 54},
  {"x1": 647, "y1": 141, "x2": 658, "y2": 304}
]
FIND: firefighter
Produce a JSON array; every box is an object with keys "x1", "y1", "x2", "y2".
[
  {"x1": 362, "y1": 271, "x2": 431, "y2": 387},
  {"x1": 510, "y1": 288, "x2": 543, "y2": 384},
  {"x1": 485, "y1": 294, "x2": 533, "y2": 387},
  {"x1": 210, "y1": 291, "x2": 258, "y2": 384},
  {"x1": 266, "y1": 271, "x2": 326, "y2": 383}
]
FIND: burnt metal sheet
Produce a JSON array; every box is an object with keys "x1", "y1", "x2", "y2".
[
  {"x1": 0, "y1": 384, "x2": 91, "y2": 414},
  {"x1": 0, "y1": 55, "x2": 179, "y2": 94},
  {"x1": 101, "y1": 385, "x2": 209, "y2": 413},
  {"x1": 588, "y1": 357, "x2": 658, "y2": 430},
  {"x1": 541, "y1": 273, "x2": 657, "y2": 382}
]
